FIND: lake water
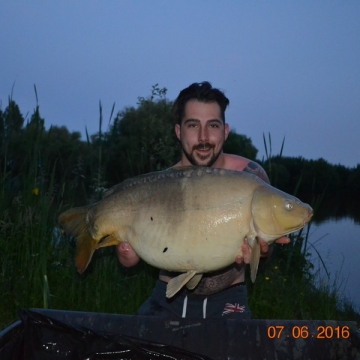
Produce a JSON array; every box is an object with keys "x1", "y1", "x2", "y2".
[{"x1": 306, "y1": 217, "x2": 360, "y2": 311}]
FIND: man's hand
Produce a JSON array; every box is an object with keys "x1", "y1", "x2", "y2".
[
  {"x1": 116, "y1": 243, "x2": 140, "y2": 267},
  {"x1": 235, "y1": 236, "x2": 290, "y2": 264}
]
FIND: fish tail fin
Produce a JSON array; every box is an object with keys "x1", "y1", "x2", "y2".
[
  {"x1": 58, "y1": 206, "x2": 90, "y2": 238},
  {"x1": 58, "y1": 206, "x2": 96, "y2": 274},
  {"x1": 250, "y1": 238, "x2": 261, "y2": 283}
]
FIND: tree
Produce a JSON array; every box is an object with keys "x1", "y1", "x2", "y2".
[
  {"x1": 263, "y1": 156, "x2": 306, "y2": 193},
  {"x1": 103, "y1": 85, "x2": 179, "y2": 184},
  {"x1": 300, "y1": 158, "x2": 341, "y2": 196},
  {"x1": 223, "y1": 131, "x2": 258, "y2": 160},
  {"x1": 347, "y1": 164, "x2": 360, "y2": 195},
  {"x1": 0, "y1": 99, "x2": 26, "y2": 195},
  {"x1": 3, "y1": 98, "x2": 24, "y2": 139}
]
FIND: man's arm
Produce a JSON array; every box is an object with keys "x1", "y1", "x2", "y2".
[{"x1": 242, "y1": 160, "x2": 270, "y2": 184}]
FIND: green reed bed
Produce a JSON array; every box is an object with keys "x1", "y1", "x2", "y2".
[
  {"x1": 0, "y1": 97, "x2": 157, "y2": 329},
  {"x1": 248, "y1": 226, "x2": 360, "y2": 324},
  {"x1": 48, "y1": 239, "x2": 157, "y2": 314},
  {"x1": 0, "y1": 186, "x2": 157, "y2": 329}
]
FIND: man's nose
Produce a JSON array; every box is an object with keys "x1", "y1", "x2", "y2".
[{"x1": 198, "y1": 126, "x2": 209, "y2": 142}]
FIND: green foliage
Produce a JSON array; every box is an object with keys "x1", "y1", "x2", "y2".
[
  {"x1": 262, "y1": 156, "x2": 359, "y2": 203},
  {"x1": 249, "y1": 233, "x2": 359, "y2": 322},
  {"x1": 0, "y1": 94, "x2": 157, "y2": 329},
  {"x1": 103, "y1": 85, "x2": 180, "y2": 183},
  {"x1": 223, "y1": 131, "x2": 258, "y2": 160},
  {"x1": 347, "y1": 164, "x2": 360, "y2": 194},
  {"x1": 1, "y1": 98, "x2": 25, "y2": 140}
]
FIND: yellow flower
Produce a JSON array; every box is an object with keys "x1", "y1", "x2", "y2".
[
  {"x1": 32, "y1": 187, "x2": 39, "y2": 196},
  {"x1": 265, "y1": 276, "x2": 270, "y2": 281},
  {"x1": 274, "y1": 266, "x2": 278, "y2": 270}
]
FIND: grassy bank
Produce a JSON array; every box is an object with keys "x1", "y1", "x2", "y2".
[{"x1": 247, "y1": 231, "x2": 360, "y2": 323}]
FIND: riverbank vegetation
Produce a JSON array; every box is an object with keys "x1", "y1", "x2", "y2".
[{"x1": 0, "y1": 86, "x2": 359, "y2": 329}]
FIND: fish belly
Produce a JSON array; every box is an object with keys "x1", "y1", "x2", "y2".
[
  {"x1": 129, "y1": 209, "x2": 248, "y2": 273},
  {"x1": 97, "y1": 168, "x2": 256, "y2": 273}
]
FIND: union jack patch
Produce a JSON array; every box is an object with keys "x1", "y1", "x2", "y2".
[{"x1": 222, "y1": 303, "x2": 245, "y2": 316}]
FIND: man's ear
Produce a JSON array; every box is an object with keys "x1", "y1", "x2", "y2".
[
  {"x1": 224, "y1": 123, "x2": 230, "y2": 140},
  {"x1": 175, "y1": 124, "x2": 181, "y2": 141}
]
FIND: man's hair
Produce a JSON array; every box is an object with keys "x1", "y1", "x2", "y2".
[{"x1": 172, "y1": 81, "x2": 230, "y2": 125}]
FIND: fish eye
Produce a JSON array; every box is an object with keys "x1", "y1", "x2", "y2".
[{"x1": 285, "y1": 200, "x2": 294, "y2": 211}]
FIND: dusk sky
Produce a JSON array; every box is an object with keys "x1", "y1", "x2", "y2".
[{"x1": 2, "y1": 1, "x2": 360, "y2": 168}]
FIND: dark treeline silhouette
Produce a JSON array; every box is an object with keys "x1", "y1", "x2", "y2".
[
  {"x1": 1, "y1": 87, "x2": 359, "y2": 222},
  {"x1": 262, "y1": 155, "x2": 360, "y2": 223}
]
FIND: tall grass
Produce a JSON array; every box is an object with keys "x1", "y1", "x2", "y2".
[{"x1": 0, "y1": 100, "x2": 157, "y2": 329}]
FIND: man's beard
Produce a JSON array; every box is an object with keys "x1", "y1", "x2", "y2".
[{"x1": 183, "y1": 142, "x2": 222, "y2": 167}]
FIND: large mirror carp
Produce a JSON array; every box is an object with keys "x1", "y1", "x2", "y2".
[{"x1": 59, "y1": 166, "x2": 313, "y2": 298}]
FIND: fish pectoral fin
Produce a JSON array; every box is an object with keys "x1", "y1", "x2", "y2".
[
  {"x1": 96, "y1": 234, "x2": 121, "y2": 249},
  {"x1": 77, "y1": 233, "x2": 121, "y2": 274},
  {"x1": 186, "y1": 274, "x2": 203, "y2": 290},
  {"x1": 250, "y1": 239, "x2": 261, "y2": 283},
  {"x1": 76, "y1": 230, "x2": 97, "y2": 274},
  {"x1": 166, "y1": 270, "x2": 197, "y2": 298}
]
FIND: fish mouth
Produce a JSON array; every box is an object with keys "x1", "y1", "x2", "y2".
[
  {"x1": 303, "y1": 210, "x2": 314, "y2": 225},
  {"x1": 253, "y1": 212, "x2": 313, "y2": 242}
]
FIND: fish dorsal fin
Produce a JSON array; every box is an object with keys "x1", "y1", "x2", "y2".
[
  {"x1": 186, "y1": 273, "x2": 203, "y2": 290},
  {"x1": 166, "y1": 270, "x2": 197, "y2": 298},
  {"x1": 249, "y1": 237, "x2": 261, "y2": 283}
]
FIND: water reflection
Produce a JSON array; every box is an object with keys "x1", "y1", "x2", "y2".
[
  {"x1": 308, "y1": 216, "x2": 360, "y2": 311},
  {"x1": 310, "y1": 195, "x2": 360, "y2": 225}
]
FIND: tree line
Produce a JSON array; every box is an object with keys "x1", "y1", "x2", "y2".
[{"x1": 1, "y1": 86, "x2": 359, "y2": 221}]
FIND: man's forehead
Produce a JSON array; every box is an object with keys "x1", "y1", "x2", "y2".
[{"x1": 183, "y1": 100, "x2": 222, "y2": 119}]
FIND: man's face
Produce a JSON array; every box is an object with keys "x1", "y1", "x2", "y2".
[{"x1": 175, "y1": 100, "x2": 229, "y2": 167}]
